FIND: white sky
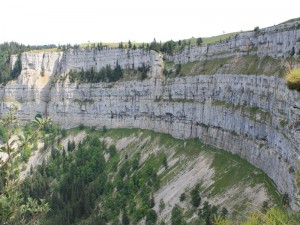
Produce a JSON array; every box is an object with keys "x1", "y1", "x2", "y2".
[{"x1": 1, "y1": 0, "x2": 299, "y2": 45}]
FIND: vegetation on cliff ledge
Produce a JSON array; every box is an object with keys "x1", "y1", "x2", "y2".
[
  {"x1": 285, "y1": 67, "x2": 300, "y2": 91},
  {"x1": 68, "y1": 63, "x2": 150, "y2": 83}
]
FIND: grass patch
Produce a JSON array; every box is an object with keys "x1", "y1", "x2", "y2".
[
  {"x1": 175, "y1": 32, "x2": 239, "y2": 52},
  {"x1": 80, "y1": 42, "x2": 145, "y2": 48},
  {"x1": 29, "y1": 48, "x2": 60, "y2": 53},
  {"x1": 212, "y1": 101, "x2": 271, "y2": 123},
  {"x1": 280, "y1": 17, "x2": 300, "y2": 25},
  {"x1": 203, "y1": 32, "x2": 239, "y2": 45},
  {"x1": 164, "y1": 55, "x2": 284, "y2": 77},
  {"x1": 105, "y1": 128, "x2": 140, "y2": 139},
  {"x1": 208, "y1": 150, "x2": 281, "y2": 205},
  {"x1": 279, "y1": 119, "x2": 289, "y2": 127},
  {"x1": 285, "y1": 67, "x2": 300, "y2": 91}
]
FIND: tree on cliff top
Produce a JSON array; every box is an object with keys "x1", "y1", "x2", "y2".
[{"x1": 197, "y1": 37, "x2": 203, "y2": 46}]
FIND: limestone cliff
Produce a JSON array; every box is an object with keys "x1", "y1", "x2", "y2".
[
  {"x1": 166, "y1": 20, "x2": 300, "y2": 64},
  {"x1": 1, "y1": 20, "x2": 300, "y2": 208}
]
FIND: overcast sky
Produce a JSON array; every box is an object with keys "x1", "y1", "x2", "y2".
[{"x1": 1, "y1": 0, "x2": 299, "y2": 45}]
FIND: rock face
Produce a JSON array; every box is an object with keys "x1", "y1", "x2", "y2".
[
  {"x1": 48, "y1": 75, "x2": 299, "y2": 208},
  {"x1": 11, "y1": 48, "x2": 163, "y2": 81},
  {"x1": 1, "y1": 20, "x2": 300, "y2": 208},
  {"x1": 166, "y1": 20, "x2": 300, "y2": 64}
]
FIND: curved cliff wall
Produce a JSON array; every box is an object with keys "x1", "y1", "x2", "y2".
[
  {"x1": 166, "y1": 20, "x2": 300, "y2": 64},
  {"x1": 1, "y1": 73, "x2": 299, "y2": 207},
  {"x1": 1, "y1": 20, "x2": 300, "y2": 208},
  {"x1": 47, "y1": 75, "x2": 299, "y2": 205}
]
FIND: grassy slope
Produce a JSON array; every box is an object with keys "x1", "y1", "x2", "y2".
[
  {"x1": 73, "y1": 127, "x2": 281, "y2": 223},
  {"x1": 164, "y1": 55, "x2": 288, "y2": 77}
]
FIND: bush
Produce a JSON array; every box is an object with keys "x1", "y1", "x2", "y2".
[
  {"x1": 108, "y1": 145, "x2": 116, "y2": 157},
  {"x1": 79, "y1": 124, "x2": 85, "y2": 130},
  {"x1": 21, "y1": 146, "x2": 31, "y2": 162},
  {"x1": 190, "y1": 184, "x2": 201, "y2": 207},
  {"x1": 102, "y1": 125, "x2": 107, "y2": 133},
  {"x1": 0, "y1": 125, "x2": 8, "y2": 142},
  {"x1": 285, "y1": 68, "x2": 300, "y2": 91},
  {"x1": 146, "y1": 209, "x2": 157, "y2": 225},
  {"x1": 180, "y1": 193, "x2": 186, "y2": 202},
  {"x1": 171, "y1": 204, "x2": 186, "y2": 225}
]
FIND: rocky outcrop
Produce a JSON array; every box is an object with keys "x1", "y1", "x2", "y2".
[{"x1": 166, "y1": 20, "x2": 300, "y2": 64}]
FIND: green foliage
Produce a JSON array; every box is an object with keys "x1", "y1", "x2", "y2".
[
  {"x1": 0, "y1": 42, "x2": 26, "y2": 84},
  {"x1": 108, "y1": 145, "x2": 117, "y2": 157},
  {"x1": 190, "y1": 184, "x2": 201, "y2": 207},
  {"x1": 241, "y1": 207, "x2": 297, "y2": 225},
  {"x1": 137, "y1": 63, "x2": 150, "y2": 80},
  {"x1": 102, "y1": 125, "x2": 107, "y2": 133},
  {"x1": 128, "y1": 40, "x2": 132, "y2": 49},
  {"x1": 0, "y1": 124, "x2": 8, "y2": 142},
  {"x1": 198, "y1": 201, "x2": 219, "y2": 225},
  {"x1": 162, "y1": 153, "x2": 168, "y2": 169},
  {"x1": 79, "y1": 123, "x2": 85, "y2": 130},
  {"x1": 21, "y1": 146, "x2": 31, "y2": 162},
  {"x1": 68, "y1": 63, "x2": 123, "y2": 83},
  {"x1": 0, "y1": 189, "x2": 49, "y2": 225},
  {"x1": 20, "y1": 128, "x2": 164, "y2": 225},
  {"x1": 159, "y1": 199, "x2": 165, "y2": 212},
  {"x1": 10, "y1": 55, "x2": 22, "y2": 79},
  {"x1": 175, "y1": 64, "x2": 182, "y2": 75},
  {"x1": 171, "y1": 204, "x2": 186, "y2": 225},
  {"x1": 67, "y1": 140, "x2": 75, "y2": 152},
  {"x1": 146, "y1": 209, "x2": 157, "y2": 225},
  {"x1": 163, "y1": 55, "x2": 285, "y2": 78},
  {"x1": 14, "y1": 126, "x2": 296, "y2": 224},
  {"x1": 0, "y1": 42, "x2": 56, "y2": 84},
  {"x1": 122, "y1": 210, "x2": 130, "y2": 225},
  {"x1": 161, "y1": 40, "x2": 177, "y2": 54},
  {"x1": 22, "y1": 135, "x2": 107, "y2": 224},
  {"x1": 0, "y1": 109, "x2": 50, "y2": 224},
  {"x1": 180, "y1": 192, "x2": 186, "y2": 202},
  {"x1": 118, "y1": 42, "x2": 124, "y2": 49},
  {"x1": 282, "y1": 193, "x2": 290, "y2": 207},
  {"x1": 197, "y1": 37, "x2": 203, "y2": 46},
  {"x1": 61, "y1": 129, "x2": 67, "y2": 137},
  {"x1": 149, "y1": 38, "x2": 161, "y2": 52}
]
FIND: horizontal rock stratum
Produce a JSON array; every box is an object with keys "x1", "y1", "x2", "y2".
[{"x1": 1, "y1": 19, "x2": 300, "y2": 208}]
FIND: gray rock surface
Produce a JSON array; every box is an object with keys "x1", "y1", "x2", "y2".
[
  {"x1": 11, "y1": 48, "x2": 163, "y2": 80},
  {"x1": 166, "y1": 20, "x2": 300, "y2": 64},
  {"x1": 1, "y1": 73, "x2": 299, "y2": 208}
]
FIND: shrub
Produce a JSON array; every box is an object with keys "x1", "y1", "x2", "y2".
[
  {"x1": 79, "y1": 124, "x2": 85, "y2": 130},
  {"x1": 146, "y1": 209, "x2": 157, "y2": 225},
  {"x1": 190, "y1": 184, "x2": 201, "y2": 207},
  {"x1": 285, "y1": 67, "x2": 300, "y2": 91},
  {"x1": 159, "y1": 199, "x2": 165, "y2": 212},
  {"x1": 108, "y1": 145, "x2": 116, "y2": 157},
  {"x1": 180, "y1": 193, "x2": 186, "y2": 202}
]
